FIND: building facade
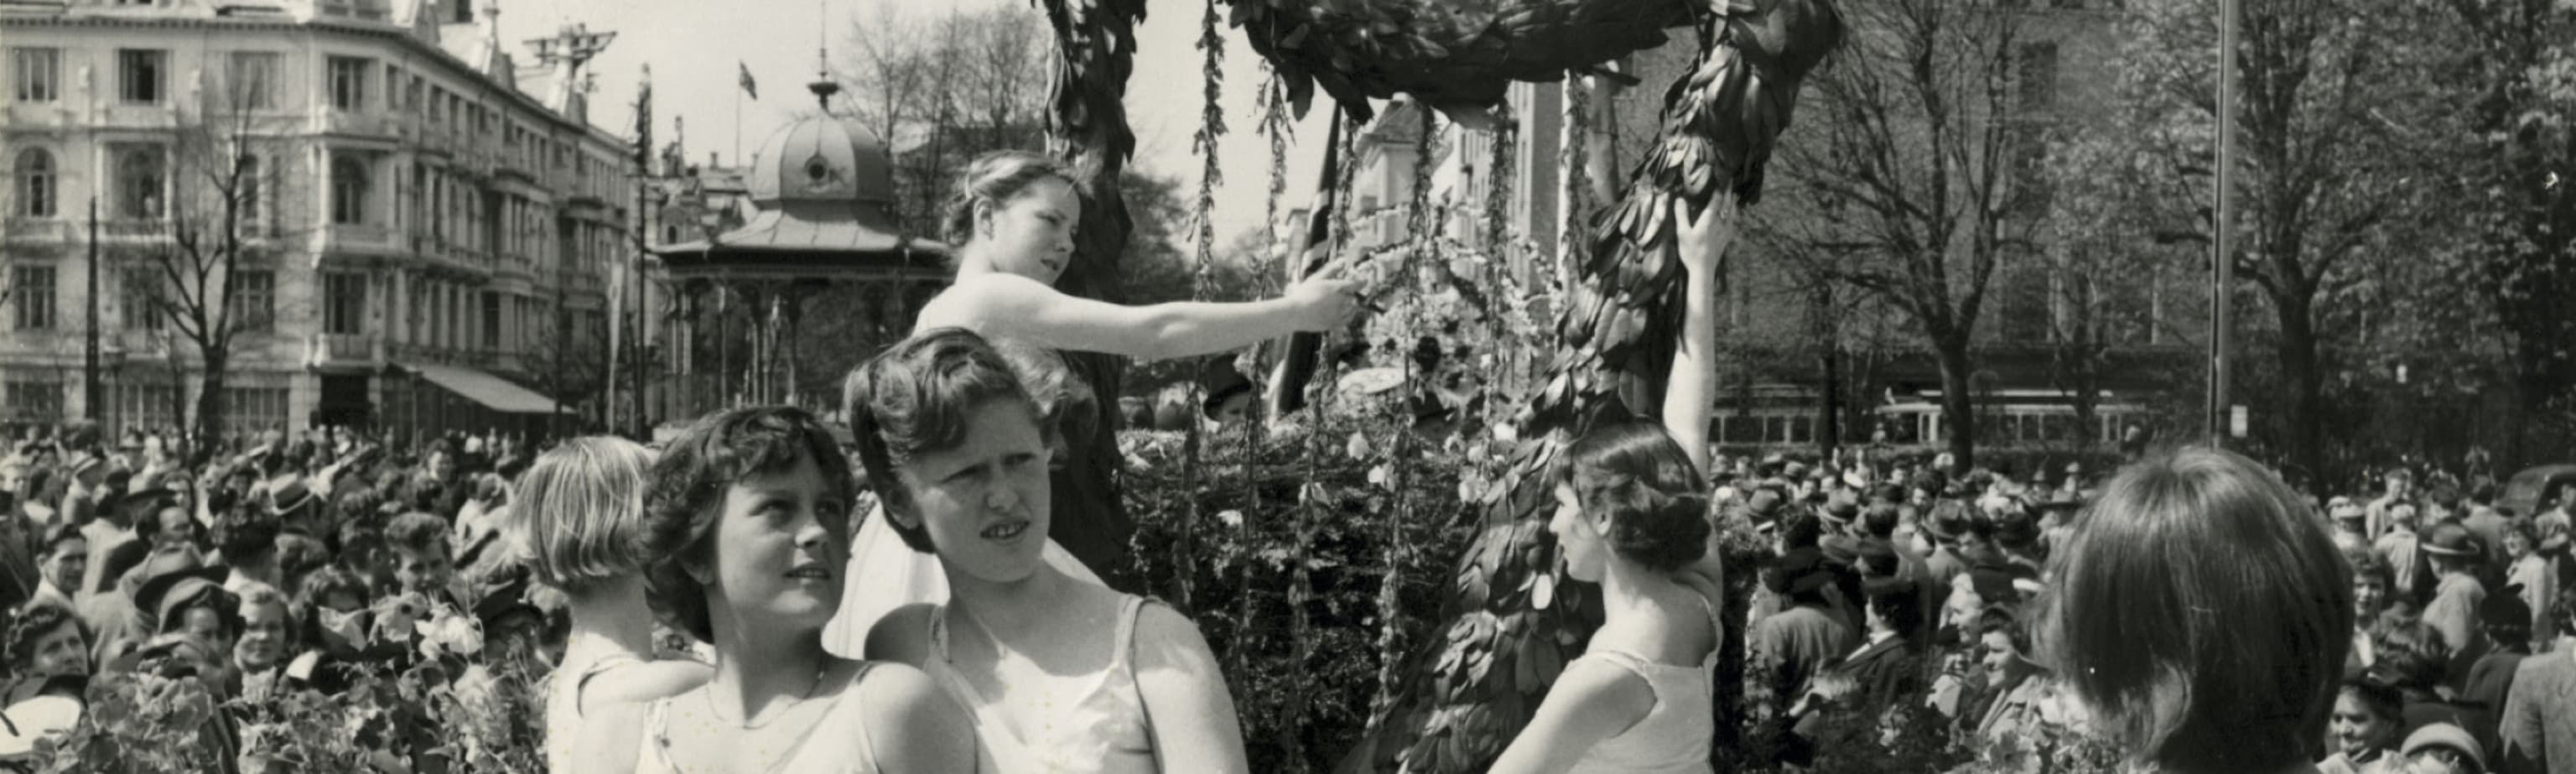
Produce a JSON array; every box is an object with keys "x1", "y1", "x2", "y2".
[{"x1": 1, "y1": 0, "x2": 636, "y2": 442}]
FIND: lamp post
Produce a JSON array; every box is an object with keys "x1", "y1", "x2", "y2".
[{"x1": 2209, "y1": 0, "x2": 2239, "y2": 448}]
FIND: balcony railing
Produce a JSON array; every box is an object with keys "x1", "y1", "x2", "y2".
[
  {"x1": 305, "y1": 332, "x2": 384, "y2": 370},
  {"x1": 322, "y1": 222, "x2": 396, "y2": 251},
  {"x1": 1, "y1": 219, "x2": 70, "y2": 243},
  {"x1": 322, "y1": 111, "x2": 402, "y2": 140}
]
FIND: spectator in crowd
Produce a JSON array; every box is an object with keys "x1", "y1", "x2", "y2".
[
  {"x1": 75, "y1": 540, "x2": 151, "y2": 666},
  {"x1": 2353, "y1": 553, "x2": 2398, "y2": 679},
  {"x1": 2372, "y1": 621, "x2": 2496, "y2": 756},
  {"x1": 505, "y1": 435, "x2": 714, "y2": 774},
  {"x1": 2371, "y1": 469, "x2": 2416, "y2": 541},
  {"x1": 27, "y1": 524, "x2": 82, "y2": 612},
  {"x1": 382, "y1": 512, "x2": 462, "y2": 606},
  {"x1": 2331, "y1": 499, "x2": 2372, "y2": 555},
  {"x1": 2382, "y1": 503, "x2": 2433, "y2": 606},
  {"x1": 2423, "y1": 522, "x2": 2493, "y2": 675},
  {"x1": 214, "y1": 510, "x2": 282, "y2": 600},
  {"x1": 2320, "y1": 678, "x2": 2404, "y2": 774},
  {"x1": 2498, "y1": 595, "x2": 2576, "y2": 774},
  {"x1": 2464, "y1": 591, "x2": 2533, "y2": 725},
  {"x1": 2505, "y1": 523, "x2": 2558, "y2": 642},
  {"x1": 5, "y1": 605, "x2": 89, "y2": 681},
  {"x1": 2043, "y1": 448, "x2": 2350, "y2": 773},
  {"x1": 2404, "y1": 722, "x2": 2490, "y2": 774}
]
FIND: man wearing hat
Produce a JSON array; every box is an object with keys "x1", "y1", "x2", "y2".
[
  {"x1": 2330, "y1": 499, "x2": 2372, "y2": 555},
  {"x1": 76, "y1": 473, "x2": 154, "y2": 595},
  {"x1": 1751, "y1": 550, "x2": 1857, "y2": 719},
  {"x1": 2421, "y1": 522, "x2": 2491, "y2": 667}
]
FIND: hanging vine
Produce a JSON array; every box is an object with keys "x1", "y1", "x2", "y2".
[
  {"x1": 1169, "y1": 0, "x2": 1229, "y2": 612},
  {"x1": 1229, "y1": 60, "x2": 1296, "y2": 683}
]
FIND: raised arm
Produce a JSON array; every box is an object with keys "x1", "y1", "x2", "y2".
[
  {"x1": 919, "y1": 273, "x2": 1358, "y2": 361},
  {"x1": 1132, "y1": 604, "x2": 1251, "y2": 773},
  {"x1": 1661, "y1": 195, "x2": 1738, "y2": 477}
]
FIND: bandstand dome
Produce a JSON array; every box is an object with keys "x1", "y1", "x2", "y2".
[{"x1": 656, "y1": 83, "x2": 946, "y2": 265}]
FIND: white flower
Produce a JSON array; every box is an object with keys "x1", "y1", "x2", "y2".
[{"x1": 416, "y1": 610, "x2": 485, "y2": 658}]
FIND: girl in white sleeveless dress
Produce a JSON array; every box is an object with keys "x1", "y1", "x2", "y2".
[
  {"x1": 1489, "y1": 196, "x2": 1736, "y2": 774},
  {"x1": 830, "y1": 149, "x2": 1361, "y2": 657},
  {"x1": 634, "y1": 408, "x2": 976, "y2": 773},
  {"x1": 846, "y1": 330, "x2": 1250, "y2": 773}
]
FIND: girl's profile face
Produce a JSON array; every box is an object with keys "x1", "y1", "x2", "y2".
[
  {"x1": 980, "y1": 178, "x2": 1081, "y2": 284},
  {"x1": 897, "y1": 400, "x2": 1052, "y2": 583},
  {"x1": 706, "y1": 453, "x2": 847, "y2": 636},
  {"x1": 1547, "y1": 483, "x2": 1606, "y2": 583}
]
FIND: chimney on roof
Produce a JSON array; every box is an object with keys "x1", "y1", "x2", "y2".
[{"x1": 709, "y1": 152, "x2": 717, "y2": 169}]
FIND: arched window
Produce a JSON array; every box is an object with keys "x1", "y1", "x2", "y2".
[
  {"x1": 331, "y1": 155, "x2": 370, "y2": 225},
  {"x1": 117, "y1": 147, "x2": 164, "y2": 219},
  {"x1": 13, "y1": 149, "x2": 54, "y2": 218}
]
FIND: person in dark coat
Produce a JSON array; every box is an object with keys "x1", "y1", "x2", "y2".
[{"x1": 1752, "y1": 550, "x2": 1857, "y2": 717}]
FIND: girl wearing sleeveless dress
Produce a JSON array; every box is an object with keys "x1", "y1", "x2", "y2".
[
  {"x1": 635, "y1": 408, "x2": 976, "y2": 773},
  {"x1": 504, "y1": 436, "x2": 714, "y2": 774},
  {"x1": 848, "y1": 330, "x2": 1250, "y2": 773},
  {"x1": 1490, "y1": 195, "x2": 1737, "y2": 774},
  {"x1": 828, "y1": 149, "x2": 1363, "y2": 654}
]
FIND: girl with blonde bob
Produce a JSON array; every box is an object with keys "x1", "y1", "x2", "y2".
[
  {"x1": 2041, "y1": 448, "x2": 2353, "y2": 774},
  {"x1": 504, "y1": 436, "x2": 713, "y2": 774},
  {"x1": 851, "y1": 329, "x2": 1248, "y2": 773}
]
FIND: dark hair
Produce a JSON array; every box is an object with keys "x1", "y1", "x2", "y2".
[
  {"x1": 40, "y1": 522, "x2": 84, "y2": 557},
  {"x1": 1550, "y1": 420, "x2": 1709, "y2": 574},
  {"x1": 218, "y1": 510, "x2": 282, "y2": 564},
  {"x1": 4, "y1": 603, "x2": 85, "y2": 673},
  {"x1": 132, "y1": 499, "x2": 198, "y2": 548},
  {"x1": 843, "y1": 329, "x2": 1041, "y2": 554},
  {"x1": 1977, "y1": 604, "x2": 2033, "y2": 657},
  {"x1": 2337, "y1": 678, "x2": 2403, "y2": 724},
  {"x1": 1777, "y1": 510, "x2": 1823, "y2": 551},
  {"x1": 1865, "y1": 577, "x2": 1924, "y2": 639},
  {"x1": 383, "y1": 512, "x2": 450, "y2": 557},
  {"x1": 640, "y1": 407, "x2": 855, "y2": 644},
  {"x1": 2366, "y1": 621, "x2": 2449, "y2": 693},
  {"x1": 95, "y1": 539, "x2": 153, "y2": 595},
  {"x1": 2042, "y1": 448, "x2": 2351, "y2": 772},
  {"x1": 942, "y1": 150, "x2": 1078, "y2": 247},
  {"x1": 1861, "y1": 503, "x2": 1900, "y2": 539}
]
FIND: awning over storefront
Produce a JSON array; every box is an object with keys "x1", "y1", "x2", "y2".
[{"x1": 397, "y1": 362, "x2": 561, "y2": 414}]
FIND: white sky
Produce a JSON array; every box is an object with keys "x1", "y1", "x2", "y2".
[{"x1": 495, "y1": 0, "x2": 1334, "y2": 249}]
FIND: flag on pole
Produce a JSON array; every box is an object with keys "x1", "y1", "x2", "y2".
[{"x1": 739, "y1": 62, "x2": 758, "y2": 100}]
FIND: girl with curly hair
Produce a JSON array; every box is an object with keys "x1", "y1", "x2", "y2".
[{"x1": 1488, "y1": 194, "x2": 1736, "y2": 773}]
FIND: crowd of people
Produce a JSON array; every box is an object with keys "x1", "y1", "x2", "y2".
[{"x1": 0, "y1": 146, "x2": 2561, "y2": 774}]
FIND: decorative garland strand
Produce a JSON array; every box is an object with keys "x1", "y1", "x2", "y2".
[
  {"x1": 1559, "y1": 72, "x2": 1593, "y2": 291},
  {"x1": 1283, "y1": 106, "x2": 1362, "y2": 774},
  {"x1": 1487, "y1": 119, "x2": 1519, "y2": 400},
  {"x1": 1368, "y1": 102, "x2": 1441, "y2": 730},
  {"x1": 1170, "y1": 0, "x2": 1227, "y2": 613},
  {"x1": 1230, "y1": 60, "x2": 1294, "y2": 686}
]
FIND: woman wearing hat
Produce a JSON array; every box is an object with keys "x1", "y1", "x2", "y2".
[{"x1": 2402, "y1": 722, "x2": 2489, "y2": 774}]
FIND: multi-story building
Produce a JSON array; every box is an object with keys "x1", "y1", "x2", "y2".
[
  {"x1": 1333, "y1": 0, "x2": 2198, "y2": 455},
  {"x1": 0, "y1": 0, "x2": 638, "y2": 442}
]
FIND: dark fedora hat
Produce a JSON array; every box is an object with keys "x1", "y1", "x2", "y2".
[
  {"x1": 2420, "y1": 522, "x2": 2483, "y2": 558},
  {"x1": 131, "y1": 548, "x2": 225, "y2": 624}
]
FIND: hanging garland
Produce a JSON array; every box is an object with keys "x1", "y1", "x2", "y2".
[
  {"x1": 1170, "y1": 0, "x2": 1229, "y2": 613},
  {"x1": 1229, "y1": 59, "x2": 1296, "y2": 684}
]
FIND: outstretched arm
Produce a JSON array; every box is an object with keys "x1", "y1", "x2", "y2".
[
  {"x1": 919, "y1": 271, "x2": 1358, "y2": 361},
  {"x1": 1662, "y1": 195, "x2": 1738, "y2": 477}
]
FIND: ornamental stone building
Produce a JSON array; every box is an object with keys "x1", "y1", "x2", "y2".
[{"x1": 0, "y1": 0, "x2": 640, "y2": 442}]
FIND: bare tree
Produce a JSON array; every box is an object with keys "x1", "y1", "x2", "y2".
[
  {"x1": 1759, "y1": 0, "x2": 2042, "y2": 470},
  {"x1": 839, "y1": 4, "x2": 1052, "y2": 231},
  {"x1": 130, "y1": 68, "x2": 306, "y2": 446}
]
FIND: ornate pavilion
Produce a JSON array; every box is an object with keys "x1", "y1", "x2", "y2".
[{"x1": 652, "y1": 81, "x2": 951, "y2": 423}]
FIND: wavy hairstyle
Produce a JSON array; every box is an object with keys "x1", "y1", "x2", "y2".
[
  {"x1": 842, "y1": 328, "x2": 1040, "y2": 554},
  {"x1": 1549, "y1": 419, "x2": 1709, "y2": 574},
  {"x1": 941, "y1": 150, "x2": 1079, "y2": 248},
  {"x1": 638, "y1": 407, "x2": 855, "y2": 644},
  {"x1": 2040, "y1": 448, "x2": 2352, "y2": 773}
]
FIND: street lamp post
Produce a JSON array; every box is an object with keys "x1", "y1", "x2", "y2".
[{"x1": 2209, "y1": 0, "x2": 2238, "y2": 448}]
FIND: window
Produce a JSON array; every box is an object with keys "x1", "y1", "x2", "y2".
[
  {"x1": 221, "y1": 386, "x2": 288, "y2": 439},
  {"x1": 481, "y1": 291, "x2": 501, "y2": 350},
  {"x1": 9, "y1": 48, "x2": 59, "y2": 103},
  {"x1": 324, "y1": 273, "x2": 367, "y2": 335},
  {"x1": 221, "y1": 51, "x2": 282, "y2": 111},
  {"x1": 2017, "y1": 43, "x2": 2059, "y2": 113},
  {"x1": 331, "y1": 155, "x2": 371, "y2": 225},
  {"x1": 451, "y1": 0, "x2": 472, "y2": 24},
  {"x1": 14, "y1": 149, "x2": 53, "y2": 218},
  {"x1": 123, "y1": 268, "x2": 162, "y2": 330},
  {"x1": 329, "y1": 56, "x2": 369, "y2": 112},
  {"x1": 117, "y1": 146, "x2": 164, "y2": 219},
  {"x1": 117, "y1": 49, "x2": 167, "y2": 104},
  {"x1": 113, "y1": 382, "x2": 179, "y2": 438},
  {"x1": 236, "y1": 154, "x2": 264, "y2": 231},
  {"x1": 226, "y1": 269, "x2": 274, "y2": 331},
  {"x1": 6, "y1": 377, "x2": 62, "y2": 427},
  {"x1": 13, "y1": 266, "x2": 54, "y2": 330}
]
